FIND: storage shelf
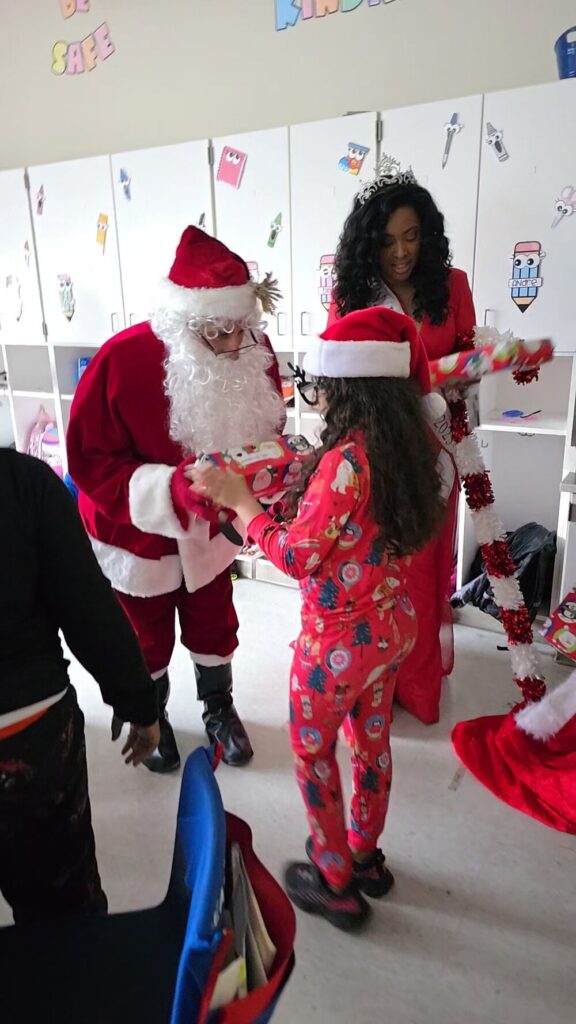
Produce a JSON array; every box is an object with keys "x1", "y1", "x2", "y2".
[
  {"x1": 61, "y1": 393, "x2": 75, "y2": 401},
  {"x1": 479, "y1": 413, "x2": 567, "y2": 437},
  {"x1": 12, "y1": 389, "x2": 54, "y2": 399}
]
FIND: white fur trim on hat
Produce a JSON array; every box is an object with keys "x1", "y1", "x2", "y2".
[
  {"x1": 156, "y1": 277, "x2": 258, "y2": 321},
  {"x1": 303, "y1": 338, "x2": 410, "y2": 378},
  {"x1": 515, "y1": 672, "x2": 576, "y2": 740}
]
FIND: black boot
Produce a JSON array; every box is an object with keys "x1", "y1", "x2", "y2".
[
  {"x1": 144, "y1": 672, "x2": 181, "y2": 774},
  {"x1": 194, "y1": 663, "x2": 253, "y2": 767}
]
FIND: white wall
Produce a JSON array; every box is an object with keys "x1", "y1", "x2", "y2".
[{"x1": 0, "y1": 0, "x2": 573, "y2": 170}]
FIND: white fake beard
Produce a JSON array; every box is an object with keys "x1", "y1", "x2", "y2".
[{"x1": 153, "y1": 313, "x2": 286, "y2": 455}]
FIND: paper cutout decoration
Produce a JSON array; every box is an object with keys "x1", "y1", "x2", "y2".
[
  {"x1": 5, "y1": 275, "x2": 23, "y2": 322},
  {"x1": 552, "y1": 185, "x2": 576, "y2": 228},
  {"x1": 36, "y1": 186, "x2": 45, "y2": 215},
  {"x1": 485, "y1": 122, "x2": 509, "y2": 162},
  {"x1": 319, "y1": 254, "x2": 336, "y2": 311},
  {"x1": 509, "y1": 241, "x2": 545, "y2": 313},
  {"x1": 24, "y1": 241, "x2": 31, "y2": 269},
  {"x1": 197, "y1": 212, "x2": 206, "y2": 229},
  {"x1": 442, "y1": 113, "x2": 463, "y2": 169},
  {"x1": 58, "y1": 274, "x2": 75, "y2": 321},
  {"x1": 217, "y1": 147, "x2": 248, "y2": 189},
  {"x1": 96, "y1": 213, "x2": 108, "y2": 253},
  {"x1": 268, "y1": 213, "x2": 283, "y2": 248},
  {"x1": 119, "y1": 168, "x2": 131, "y2": 201},
  {"x1": 246, "y1": 262, "x2": 259, "y2": 283},
  {"x1": 339, "y1": 143, "x2": 370, "y2": 177}
]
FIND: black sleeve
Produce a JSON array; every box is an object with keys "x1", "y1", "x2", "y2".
[{"x1": 35, "y1": 460, "x2": 157, "y2": 725}]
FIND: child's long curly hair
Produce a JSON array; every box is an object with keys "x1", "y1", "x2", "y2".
[
  {"x1": 334, "y1": 184, "x2": 452, "y2": 326},
  {"x1": 285, "y1": 377, "x2": 446, "y2": 559}
]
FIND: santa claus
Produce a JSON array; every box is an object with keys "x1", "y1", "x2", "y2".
[{"x1": 67, "y1": 227, "x2": 286, "y2": 771}]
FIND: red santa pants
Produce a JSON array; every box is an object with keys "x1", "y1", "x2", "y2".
[
  {"x1": 115, "y1": 571, "x2": 238, "y2": 676},
  {"x1": 290, "y1": 598, "x2": 417, "y2": 891},
  {"x1": 394, "y1": 483, "x2": 459, "y2": 724}
]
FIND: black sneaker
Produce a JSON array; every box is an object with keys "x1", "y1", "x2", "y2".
[
  {"x1": 305, "y1": 837, "x2": 394, "y2": 899},
  {"x1": 284, "y1": 862, "x2": 370, "y2": 932}
]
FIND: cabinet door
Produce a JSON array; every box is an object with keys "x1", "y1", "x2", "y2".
[
  {"x1": 475, "y1": 80, "x2": 576, "y2": 353},
  {"x1": 290, "y1": 114, "x2": 378, "y2": 347},
  {"x1": 28, "y1": 157, "x2": 123, "y2": 346},
  {"x1": 0, "y1": 169, "x2": 45, "y2": 345},
  {"x1": 213, "y1": 128, "x2": 291, "y2": 352},
  {"x1": 379, "y1": 95, "x2": 483, "y2": 282},
  {"x1": 111, "y1": 141, "x2": 213, "y2": 326}
]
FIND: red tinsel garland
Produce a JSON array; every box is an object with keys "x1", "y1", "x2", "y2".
[
  {"x1": 446, "y1": 394, "x2": 546, "y2": 705},
  {"x1": 513, "y1": 367, "x2": 540, "y2": 386}
]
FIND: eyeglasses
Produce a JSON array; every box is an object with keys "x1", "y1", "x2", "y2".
[
  {"x1": 188, "y1": 315, "x2": 267, "y2": 342},
  {"x1": 288, "y1": 362, "x2": 320, "y2": 406}
]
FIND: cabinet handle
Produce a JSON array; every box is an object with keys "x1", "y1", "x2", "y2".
[
  {"x1": 483, "y1": 308, "x2": 496, "y2": 327},
  {"x1": 300, "y1": 312, "x2": 312, "y2": 336},
  {"x1": 111, "y1": 312, "x2": 120, "y2": 333},
  {"x1": 276, "y1": 312, "x2": 287, "y2": 336}
]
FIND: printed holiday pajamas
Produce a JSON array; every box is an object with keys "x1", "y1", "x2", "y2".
[{"x1": 247, "y1": 437, "x2": 417, "y2": 891}]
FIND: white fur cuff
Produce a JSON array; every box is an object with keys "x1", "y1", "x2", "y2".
[{"x1": 129, "y1": 464, "x2": 189, "y2": 540}]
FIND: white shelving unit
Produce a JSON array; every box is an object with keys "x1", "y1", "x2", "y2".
[{"x1": 1, "y1": 81, "x2": 575, "y2": 613}]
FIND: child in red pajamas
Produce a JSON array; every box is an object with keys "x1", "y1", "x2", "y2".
[{"x1": 192, "y1": 307, "x2": 448, "y2": 931}]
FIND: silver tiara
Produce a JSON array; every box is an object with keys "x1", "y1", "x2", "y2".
[{"x1": 356, "y1": 154, "x2": 418, "y2": 206}]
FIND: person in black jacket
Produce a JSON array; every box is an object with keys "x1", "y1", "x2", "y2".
[{"x1": 0, "y1": 449, "x2": 160, "y2": 925}]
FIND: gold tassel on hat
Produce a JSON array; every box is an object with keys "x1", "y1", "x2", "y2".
[{"x1": 253, "y1": 272, "x2": 282, "y2": 315}]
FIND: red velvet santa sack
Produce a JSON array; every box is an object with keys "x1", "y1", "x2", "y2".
[{"x1": 452, "y1": 672, "x2": 576, "y2": 834}]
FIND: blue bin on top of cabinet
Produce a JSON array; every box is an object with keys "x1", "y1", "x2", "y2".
[{"x1": 555, "y1": 27, "x2": 576, "y2": 79}]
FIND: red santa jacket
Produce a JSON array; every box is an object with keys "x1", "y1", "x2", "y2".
[{"x1": 67, "y1": 322, "x2": 284, "y2": 598}]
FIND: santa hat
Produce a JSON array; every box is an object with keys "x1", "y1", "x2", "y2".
[
  {"x1": 156, "y1": 226, "x2": 280, "y2": 321},
  {"x1": 452, "y1": 672, "x2": 576, "y2": 834},
  {"x1": 303, "y1": 306, "x2": 446, "y2": 421}
]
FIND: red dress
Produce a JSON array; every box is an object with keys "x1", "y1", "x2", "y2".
[
  {"x1": 328, "y1": 268, "x2": 476, "y2": 723},
  {"x1": 248, "y1": 437, "x2": 417, "y2": 890}
]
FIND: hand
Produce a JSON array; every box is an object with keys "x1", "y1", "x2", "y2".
[
  {"x1": 189, "y1": 464, "x2": 251, "y2": 511},
  {"x1": 111, "y1": 716, "x2": 161, "y2": 767}
]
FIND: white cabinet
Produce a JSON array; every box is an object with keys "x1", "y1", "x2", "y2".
[
  {"x1": 28, "y1": 156, "x2": 124, "y2": 346},
  {"x1": 290, "y1": 114, "x2": 378, "y2": 347},
  {"x1": 111, "y1": 141, "x2": 213, "y2": 326},
  {"x1": 379, "y1": 95, "x2": 484, "y2": 282},
  {"x1": 213, "y1": 128, "x2": 291, "y2": 351},
  {"x1": 0, "y1": 169, "x2": 45, "y2": 345},
  {"x1": 475, "y1": 80, "x2": 576, "y2": 353}
]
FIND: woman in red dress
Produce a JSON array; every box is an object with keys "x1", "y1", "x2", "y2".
[{"x1": 328, "y1": 166, "x2": 476, "y2": 724}]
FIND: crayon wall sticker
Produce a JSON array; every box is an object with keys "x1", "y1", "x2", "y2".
[
  {"x1": 96, "y1": 213, "x2": 109, "y2": 253},
  {"x1": 119, "y1": 168, "x2": 131, "y2": 201},
  {"x1": 339, "y1": 144, "x2": 370, "y2": 176},
  {"x1": 442, "y1": 113, "x2": 463, "y2": 169},
  {"x1": 197, "y1": 212, "x2": 206, "y2": 229},
  {"x1": 58, "y1": 274, "x2": 75, "y2": 321},
  {"x1": 319, "y1": 254, "x2": 336, "y2": 311},
  {"x1": 552, "y1": 185, "x2": 576, "y2": 228},
  {"x1": 216, "y1": 147, "x2": 248, "y2": 189},
  {"x1": 268, "y1": 213, "x2": 283, "y2": 248},
  {"x1": 485, "y1": 122, "x2": 509, "y2": 162},
  {"x1": 36, "y1": 186, "x2": 45, "y2": 215},
  {"x1": 509, "y1": 241, "x2": 545, "y2": 313}
]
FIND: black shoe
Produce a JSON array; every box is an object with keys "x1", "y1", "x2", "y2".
[
  {"x1": 306, "y1": 837, "x2": 394, "y2": 899},
  {"x1": 143, "y1": 672, "x2": 180, "y2": 774},
  {"x1": 144, "y1": 714, "x2": 181, "y2": 774},
  {"x1": 284, "y1": 862, "x2": 370, "y2": 932},
  {"x1": 203, "y1": 703, "x2": 253, "y2": 767}
]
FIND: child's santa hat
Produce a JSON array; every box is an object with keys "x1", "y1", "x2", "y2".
[
  {"x1": 303, "y1": 306, "x2": 446, "y2": 422},
  {"x1": 155, "y1": 226, "x2": 280, "y2": 321},
  {"x1": 452, "y1": 672, "x2": 576, "y2": 834}
]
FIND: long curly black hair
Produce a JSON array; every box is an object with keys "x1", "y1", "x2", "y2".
[
  {"x1": 333, "y1": 184, "x2": 452, "y2": 325},
  {"x1": 285, "y1": 377, "x2": 445, "y2": 558}
]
